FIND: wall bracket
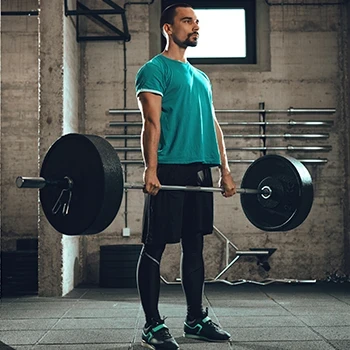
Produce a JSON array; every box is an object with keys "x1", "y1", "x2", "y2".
[{"x1": 64, "y1": 0, "x2": 131, "y2": 42}]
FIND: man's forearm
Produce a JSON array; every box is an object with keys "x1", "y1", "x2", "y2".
[
  {"x1": 141, "y1": 119, "x2": 161, "y2": 170},
  {"x1": 215, "y1": 120, "x2": 231, "y2": 176}
]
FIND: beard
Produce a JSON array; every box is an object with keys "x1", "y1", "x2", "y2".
[{"x1": 173, "y1": 33, "x2": 199, "y2": 48}]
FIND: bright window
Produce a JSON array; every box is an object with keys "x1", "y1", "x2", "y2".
[{"x1": 186, "y1": 9, "x2": 246, "y2": 59}]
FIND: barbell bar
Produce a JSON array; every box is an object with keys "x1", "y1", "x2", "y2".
[
  {"x1": 16, "y1": 177, "x2": 271, "y2": 196},
  {"x1": 15, "y1": 133, "x2": 314, "y2": 236}
]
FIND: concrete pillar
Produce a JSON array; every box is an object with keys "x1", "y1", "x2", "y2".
[
  {"x1": 38, "y1": 0, "x2": 81, "y2": 296},
  {"x1": 344, "y1": 2, "x2": 350, "y2": 275},
  {"x1": 0, "y1": 0, "x2": 2, "y2": 259}
]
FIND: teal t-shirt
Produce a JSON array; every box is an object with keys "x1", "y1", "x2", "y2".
[{"x1": 135, "y1": 54, "x2": 220, "y2": 166}]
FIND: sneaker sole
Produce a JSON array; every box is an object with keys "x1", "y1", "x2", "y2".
[
  {"x1": 141, "y1": 340, "x2": 180, "y2": 350},
  {"x1": 183, "y1": 333, "x2": 230, "y2": 342}
]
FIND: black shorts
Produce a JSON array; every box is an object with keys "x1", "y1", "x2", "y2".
[{"x1": 142, "y1": 163, "x2": 214, "y2": 245}]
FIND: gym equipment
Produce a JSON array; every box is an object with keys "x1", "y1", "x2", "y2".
[{"x1": 16, "y1": 133, "x2": 314, "y2": 236}]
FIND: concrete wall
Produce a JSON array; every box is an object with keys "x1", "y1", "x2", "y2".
[
  {"x1": 1, "y1": 0, "x2": 39, "y2": 252},
  {"x1": 82, "y1": 0, "x2": 350, "y2": 284}
]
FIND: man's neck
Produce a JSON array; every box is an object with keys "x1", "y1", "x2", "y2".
[{"x1": 162, "y1": 47, "x2": 187, "y2": 63}]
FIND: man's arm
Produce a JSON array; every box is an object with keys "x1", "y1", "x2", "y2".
[
  {"x1": 137, "y1": 92, "x2": 162, "y2": 195},
  {"x1": 214, "y1": 116, "x2": 237, "y2": 197}
]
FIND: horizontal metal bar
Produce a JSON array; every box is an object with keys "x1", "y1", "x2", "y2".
[
  {"x1": 205, "y1": 278, "x2": 317, "y2": 286},
  {"x1": 215, "y1": 108, "x2": 336, "y2": 114},
  {"x1": 226, "y1": 146, "x2": 332, "y2": 151},
  {"x1": 1, "y1": 11, "x2": 39, "y2": 16},
  {"x1": 78, "y1": 35, "x2": 129, "y2": 42},
  {"x1": 114, "y1": 147, "x2": 331, "y2": 151},
  {"x1": 297, "y1": 159, "x2": 328, "y2": 163},
  {"x1": 125, "y1": 183, "x2": 267, "y2": 195},
  {"x1": 113, "y1": 146, "x2": 332, "y2": 152},
  {"x1": 224, "y1": 120, "x2": 334, "y2": 126},
  {"x1": 66, "y1": 9, "x2": 125, "y2": 15},
  {"x1": 119, "y1": 159, "x2": 328, "y2": 165},
  {"x1": 236, "y1": 251, "x2": 270, "y2": 256},
  {"x1": 109, "y1": 120, "x2": 334, "y2": 127},
  {"x1": 106, "y1": 135, "x2": 140, "y2": 139},
  {"x1": 106, "y1": 134, "x2": 329, "y2": 140},
  {"x1": 224, "y1": 134, "x2": 329, "y2": 139},
  {"x1": 114, "y1": 147, "x2": 141, "y2": 152},
  {"x1": 109, "y1": 108, "x2": 336, "y2": 115}
]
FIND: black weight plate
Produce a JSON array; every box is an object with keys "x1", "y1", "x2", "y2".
[
  {"x1": 240, "y1": 155, "x2": 313, "y2": 231},
  {"x1": 40, "y1": 134, "x2": 124, "y2": 235}
]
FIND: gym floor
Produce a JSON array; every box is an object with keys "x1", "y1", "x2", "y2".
[{"x1": 0, "y1": 283, "x2": 349, "y2": 350}]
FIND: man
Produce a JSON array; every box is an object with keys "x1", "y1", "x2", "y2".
[{"x1": 135, "y1": 3, "x2": 236, "y2": 349}]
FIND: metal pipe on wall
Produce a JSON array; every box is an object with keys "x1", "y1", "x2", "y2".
[
  {"x1": 109, "y1": 120, "x2": 334, "y2": 127},
  {"x1": 112, "y1": 145, "x2": 332, "y2": 152},
  {"x1": 109, "y1": 108, "x2": 336, "y2": 114},
  {"x1": 117, "y1": 159, "x2": 328, "y2": 165},
  {"x1": 106, "y1": 134, "x2": 330, "y2": 139}
]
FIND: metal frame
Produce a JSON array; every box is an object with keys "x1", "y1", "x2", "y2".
[
  {"x1": 160, "y1": 226, "x2": 316, "y2": 286},
  {"x1": 64, "y1": 0, "x2": 130, "y2": 42}
]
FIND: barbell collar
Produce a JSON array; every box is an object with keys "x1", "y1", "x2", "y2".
[{"x1": 16, "y1": 176, "x2": 46, "y2": 189}]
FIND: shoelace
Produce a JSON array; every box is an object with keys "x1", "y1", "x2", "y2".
[
  {"x1": 206, "y1": 319, "x2": 221, "y2": 329},
  {"x1": 202, "y1": 308, "x2": 221, "y2": 330},
  {"x1": 157, "y1": 327, "x2": 172, "y2": 339},
  {"x1": 150, "y1": 317, "x2": 172, "y2": 340}
]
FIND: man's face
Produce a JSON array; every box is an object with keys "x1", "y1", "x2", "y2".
[{"x1": 168, "y1": 7, "x2": 200, "y2": 49}]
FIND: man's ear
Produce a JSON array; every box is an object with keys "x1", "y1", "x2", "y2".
[{"x1": 163, "y1": 23, "x2": 172, "y2": 35}]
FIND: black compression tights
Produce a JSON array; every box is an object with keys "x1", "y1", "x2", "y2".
[{"x1": 137, "y1": 234, "x2": 205, "y2": 324}]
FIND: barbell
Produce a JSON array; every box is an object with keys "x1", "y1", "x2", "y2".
[{"x1": 15, "y1": 133, "x2": 314, "y2": 235}]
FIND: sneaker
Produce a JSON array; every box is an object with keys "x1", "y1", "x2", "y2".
[
  {"x1": 183, "y1": 308, "x2": 231, "y2": 342},
  {"x1": 141, "y1": 318, "x2": 180, "y2": 350}
]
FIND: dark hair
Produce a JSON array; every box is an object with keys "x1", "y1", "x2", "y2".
[{"x1": 160, "y1": 3, "x2": 192, "y2": 29}]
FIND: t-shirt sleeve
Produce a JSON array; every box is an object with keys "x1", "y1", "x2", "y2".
[{"x1": 135, "y1": 62, "x2": 165, "y2": 97}]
